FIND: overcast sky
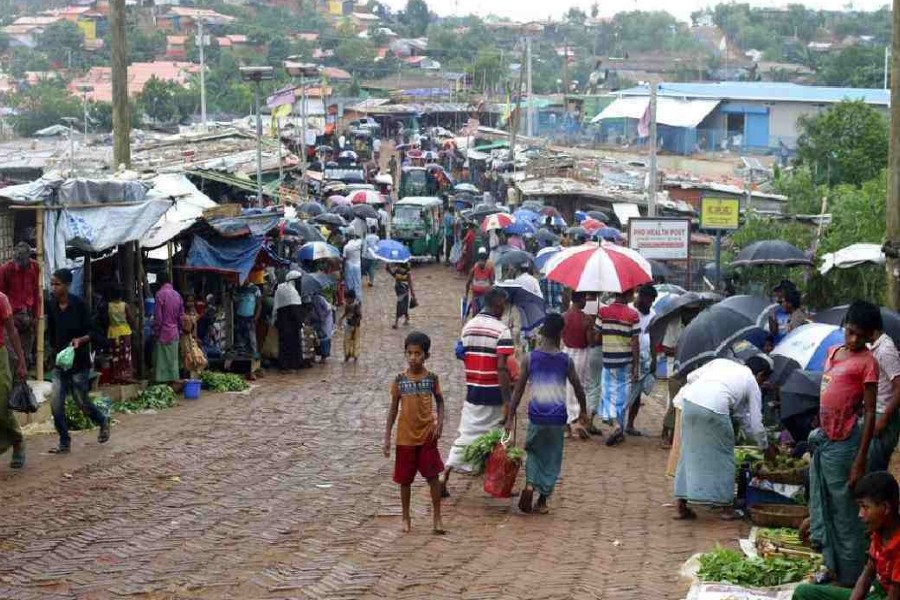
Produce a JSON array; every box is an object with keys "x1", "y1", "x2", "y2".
[{"x1": 382, "y1": 0, "x2": 889, "y2": 23}]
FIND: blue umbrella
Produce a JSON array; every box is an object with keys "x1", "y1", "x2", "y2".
[
  {"x1": 504, "y1": 220, "x2": 536, "y2": 236},
  {"x1": 535, "y1": 245, "x2": 562, "y2": 272},
  {"x1": 770, "y1": 322, "x2": 844, "y2": 384},
  {"x1": 593, "y1": 227, "x2": 624, "y2": 242},
  {"x1": 297, "y1": 241, "x2": 340, "y2": 261},
  {"x1": 574, "y1": 210, "x2": 588, "y2": 223},
  {"x1": 513, "y1": 208, "x2": 540, "y2": 223},
  {"x1": 496, "y1": 280, "x2": 546, "y2": 333},
  {"x1": 374, "y1": 239, "x2": 411, "y2": 263}
]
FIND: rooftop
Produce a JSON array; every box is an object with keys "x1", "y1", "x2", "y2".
[
  {"x1": 619, "y1": 82, "x2": 890, "y2": 106},
  {"x1": 70, "y1": 61, "x2": 200, "y2": 102}
]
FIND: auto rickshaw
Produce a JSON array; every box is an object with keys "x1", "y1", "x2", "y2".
[
  {"x1": 391, "y1": 196, "x2": 443, "y2": 262},
  {"x1": 399, "y1": 166, "x2": 428, "y2": 199},
  {"x1": 351, "y1": 129, "x2": 373, "y2": 161}
]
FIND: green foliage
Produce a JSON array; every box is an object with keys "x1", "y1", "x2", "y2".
[
  {"x1": 136, "y1": 76, "x2": 196, "y2": 124},
  {"x1": 817, "y1": 45, "x2": 885, "y2": 89},
  {"x1": 7, "y1": 80, "x2": 81, "y2": 136},
  {"x1": 8, "y1": 47, "x2": 51, "y2": 78},
  {"x1": 37, "y1": 20, "x2": 85, "y2": 67},
  {"x1": 128, "y1": 29, "x2": 167, "y2": 63},
  {"x1": 112, "y1": 385, "x2": 177, "y2": 413},
  {"x1": 774, "y1": 167, "x2": 823, "y2": 215},
  {"x1": 400, "y1": 0, "x2": 430, "y2": 37},
  {"x1": 200, "y1": 371, "x2": 249, "y2": 392},
  {"x1": 697, "y1": 546, "x2": 819, "y2": 586},
  {"x1": 796, "y1": 100, "x2": 888, "y2": 188}
]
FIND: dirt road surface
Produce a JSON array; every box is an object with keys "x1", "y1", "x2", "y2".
[{"x1": 0, "y1": 264, "x2": 745, "y2": 599}]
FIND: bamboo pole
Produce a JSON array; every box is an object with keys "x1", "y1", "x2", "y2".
[{"x1": 35, "y1": 208, "x2": 44, "y2": 381}]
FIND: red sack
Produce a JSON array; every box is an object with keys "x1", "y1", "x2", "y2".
[{"x1": 483, "y1": 442, "x2": 521, "y2": 498}]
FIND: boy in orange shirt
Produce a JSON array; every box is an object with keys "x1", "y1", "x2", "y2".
[
  {"x1": 383, "y1": 332, "x2": 446, "y2": 534},
  {"x1": 794, "y1": 471, "x2": 900, "y2": 599}
]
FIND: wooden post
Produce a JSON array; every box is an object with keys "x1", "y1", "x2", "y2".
[
  {"x1": 134, "y1": 242, "x2": 145, "y2": 380},
  {"x1": 110, "y1": 0, "x2": 130, "y2": 169},
  {"x1": 35, "y1": 208, "x2": 44, "y2": 381},
  {"x1": 84, "y1": 253, "x2": 92, "y2": 311},
  {"x1": 887, "y1": 0, "x2": 900, "y2": 309}
]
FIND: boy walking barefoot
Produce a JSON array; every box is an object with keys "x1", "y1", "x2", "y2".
[
  {"x1": 793, "y1": 471, "x2": 900, "y2": 599},
  {"x1": 383, "y1": 332, "x2": 447, "y2": 534}
]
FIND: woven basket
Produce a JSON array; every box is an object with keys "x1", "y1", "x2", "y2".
[
  {"x1": 756, "y1": 465, "x2": 807, "y2": 485},
  {"x1": 750, "y1": 504, "x2": 809, "y2": 529}
]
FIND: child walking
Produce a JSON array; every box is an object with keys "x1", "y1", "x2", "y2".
[
  {"x1": 506, "y1": 313, "x2": 588, "y2": 514},
  {"x1": 340, "y1": 289, "x2": 362, "y2": 362},
  {"x1": 383, "y1": 332, "x2": 446, "y2": 534}
]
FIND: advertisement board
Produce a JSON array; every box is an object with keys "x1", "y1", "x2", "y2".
[{"x1": 628, "y1": 218, "x2": 691, "y2": 260}]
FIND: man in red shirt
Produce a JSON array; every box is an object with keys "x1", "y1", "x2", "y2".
[
  {"x1": 0, "y1": 242, "x2": 40, "y2": 370},
  {"x1": 809, "y1": 300, "x2": 879, "y2": 588}
]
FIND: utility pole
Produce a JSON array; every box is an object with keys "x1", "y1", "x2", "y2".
[
  {"x1": 526, "y1": 37, "x2": 534, "y2": 138},
  {"x1": 886, "y1": 0, "x2": 900, "y2": 310},
  {"x1": 885, "y1": 46, "x2": 891, "y2": 91},
  {"x1": 198, "y1": 19, "x2": 208, "y2": 131},
  {"x1": 562, "y1": 38, "x2": 569, "y2": 95},
  {"x1": 110, "y1": 0, "x2": 130, "y2": 168},
  {"x1": 647, "y1": 82, "x2": 658, "y2": 217}
]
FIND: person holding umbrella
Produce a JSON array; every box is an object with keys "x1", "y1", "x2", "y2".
[
  {"x1": 386, "y1": 260, "x2": 415, "y2": 330},
  {"x1": 343, "y1": 230, "x2": 364, "y2": 303},
  {"x1": 595, "y1": 288, "x2": 641, "y2": 446},
  {"x1": 274, "y1": 271, "x2": 304, "y2": 372}
]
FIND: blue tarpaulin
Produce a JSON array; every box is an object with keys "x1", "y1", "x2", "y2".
[{"x1": 184, "y1": 235, "x2": 264, "y2": 283}]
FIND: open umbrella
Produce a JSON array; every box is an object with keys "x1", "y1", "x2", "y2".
[
  {"x1": 814, "y1": 305, "x2": 900, "y2": 350},
  {"x1": 514, "y1": 208, "x2": 540, "y2": 223},
  {"x1": 495, "y1": 280, "x2": 546, "y2": 333},
  {"x1": 770, "y1": 322, "x2": 844, "y2": 384},
  {"x1": 539, "y1": 214, "x2": 567, "y2": 229},
  {"x1": 731, "y1": 240, "x2": 813, "y2": 268},
  {"x1": 674, "y1": 295, "x2": 776, "y2": 377},
  {"x1": 493, "y1": 249, "x2": 535, "y2": 271},
  {"x1": 348, "y1": 189, "x2": 383, "y2": 205},
  {"x1": 574, "y1": 210, "x2": 587, "y2": 223},
  {"x1": 300, "y1": 271, "x2": 335, "y2": 296},
  {"x1": 329, "y1": 204, "x2": 354, "y2": 220},
  {"x1": 648, "y1": 291, "x2": 720, "y2": 347},
  {"x1": 588, "y1": 210, "x2": 610, "y2": 223},
  {"x1": 540, "y1": 206, "x2": 561, "y2": 217},
  {"x1": 566, "y1": 226, "x2": 587, "y2": 238},
  {"x1": 544, "y1": 242, "x2": 653, "y2": 293},
  {"x1": 327, "y1": 194, "x2": 350, "y2": 207},
  {"x1": 374, "y1": 239, "x2": 411, "y2": 263},
  {"x1": 297, "y1": 241, "x2": 340, "y2": 261},
  {"x1": 313, "y1": 213, "x2": 346, "y2": 227},
  {"x1": 534, "y1": 229, "x2": 560, "y2": 246},
  {"x1": 504, "y1": 220, "x2": 536, "y2": 236},
  {"x1": 339, "y1": 150, "x2": 359, "y2": 161},
  {"x1": 581, "y1": 218, "x2": 605, "y2": 234},
  {"x1": 284, "y1": 221, "x2": 324, "y2": 242},
  {"x1": 521, "y1": 201, "x2": 544, "y2": 212},
  {"x1": 780, "y1": 369, "x2": 822, "y2": 421},
  {"x1": 655, "y1": 283, "x2": 688, "y2": 295},
  {"x1": 316, "y1": 144, "x2": 333, "y2": 153},
  {"x1": 297, "y1": 201, "x2": 324, "y2": 217},
  {"x1": 481, "y1": 213, "x2": 515, "y2": 232},
  {"x1": 535, "y1": 246, "x2": 562, "y2": 272},
  {"x1": 468, "y1": 204, "x2": 506, "y2": 222},
  {"x1": 352, "y1": 203, "x2": 379, "y2": 220},
  {"x1": 647, "y1": 259, "x2": 674, "y2": 280},
  {"x1": 593, "y1": 227, "x2": 624, "y2": 242}
]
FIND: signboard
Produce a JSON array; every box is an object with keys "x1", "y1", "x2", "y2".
[
  {"x1": 628, "y1": 218, "x2": 691, "y2": 260},
  {"x1": 700, "y1": 197, "x2": 741, "y2": 230}
]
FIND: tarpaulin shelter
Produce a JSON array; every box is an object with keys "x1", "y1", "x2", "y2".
[{"x1": 142, "y1": 174, "x2": 217, "y2": 250}]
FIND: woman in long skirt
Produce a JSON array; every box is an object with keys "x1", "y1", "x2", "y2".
[
  {"x1": 274, "y1": 272, "x2": 304, "y2": 371},
  {"x1": 107, "y1": 287, "x2": 134, "y2": 384},
  {"x1": 386, "y1": 261, "x2": 415, "y2": 329}
]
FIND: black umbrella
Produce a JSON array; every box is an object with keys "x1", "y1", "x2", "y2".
[
  {"x1": 316, "y1": 145, "x2": 333, "y2": 153},
  {"x1": 301, "y1": 272, "x2": 335, "y2": 297},
  {"x1": 699, "y1": 261, "x2": 732, "y2": 281},
  {"x1": 535, "y1": 228, "x2": 560, "y2": 245},
  {"x1": 352, "y1": 203, "x2": 378, "y2": 220},
  {"x1": 566, "y1": 226, "x2": 586, "y2": 238},
  {"x1": 329, "y1": 204, "x2": 354, "y2": 220},
  {"x1": 285, "y1": 221, "x2": 324, "y2": 242},
  {"x1": 648, "y1": 291, "x2": 720, "y2": 347},
  {"x1": 779, "y1": 369, "x2": 822, "y2": 420},
  {"x1": 587, "y1": 210, "x2": 610, "y2": 223},
  {"x1": 297, "y1": 202, "x2": 324, "y2": 217},
  {"x1": 731, "y1": 240, "x2": 813, "y2": 268},
  {"x1": 493, "y1": 249, "x2": 535, "y2": 271},
  {"x1": 814, "y1": 305, "x2": 900, "y2": 349},
  {"x1": 468, "y1": 204, "x2": 505, "y2": 221},
  {"x1": 521, "y1": 201, "x2": 543, "y2": 212},
  {"x1": 647, "y1": 259, "x2": 674, "y2": 280},
  {"x1": 674, "y1": 295, "x2": 775, "y2": 377},
  {"x1": 313, "y1": 213, "x2": 346, "y2": 227}
]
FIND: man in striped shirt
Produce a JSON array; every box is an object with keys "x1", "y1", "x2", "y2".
[
  {"x1": 442, "y1": 288, "x2": 513, "y2": 496},
  {"x1": 595, "y1": 288, "x2": 640, "y2": 447}
]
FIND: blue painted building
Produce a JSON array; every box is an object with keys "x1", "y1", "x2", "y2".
[{"x1": 592, "y1": 82, "x2": 889, "y2": 155}]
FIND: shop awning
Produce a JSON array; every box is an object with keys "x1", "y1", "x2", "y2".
[{"x1": 591, "y1": 97, "x2": 720, "y2": 129}]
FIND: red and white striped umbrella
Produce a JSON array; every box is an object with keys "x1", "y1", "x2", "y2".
[
  {"x1": 481, "y1": 212, "x2": 515, "y2": 232},
  {"x1": 544, "y1": 242, "x2": 653, "y2": 293},
  {"x1": 348, "y1": 189, "x2": 383, "y2": 205},
  {"x1": 581, "y1": 218, "x2": 605, "y2": 233}
]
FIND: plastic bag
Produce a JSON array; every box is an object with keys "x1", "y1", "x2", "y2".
[
  {"x1": 483, "y1": 442, "x2": 521, "y2": 498},
  {"x1": 8, "y1": 380, "x2": 37, "y2": 413},
  {"x1": 56, "y1": 346, "x2": 75, "y2": 370}
]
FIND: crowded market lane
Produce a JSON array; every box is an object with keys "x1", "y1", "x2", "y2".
[{"x1": 1, "y1": 264, "x2": 744, "y2": 600}]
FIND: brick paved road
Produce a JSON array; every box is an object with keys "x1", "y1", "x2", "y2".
[{"x1": 0, "y1": 264, "x2": 745, "y2": 599}]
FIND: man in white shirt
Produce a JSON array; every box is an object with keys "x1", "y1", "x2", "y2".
[
  {"x1": 868, "y1": 327, "x2": 900, "y2": 471},
  {"x1": 373, "y1": 137, "x2": 382, "y2": 162},
  {"x1": 672, "y1": 356, "x2": 771, "y2": 521},
  {"x1": 342, "y1": 232, "x2": 364, "y2": 302},
  {"x1": 626, "y1": 284, "x2": 657, "y2": 436}
]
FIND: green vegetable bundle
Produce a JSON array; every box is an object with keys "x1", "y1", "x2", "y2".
[
  {"x1": 463, "y1": 430, "x2": 503, "y2": 475},
  {"x1": 758, "y1": 528, "x2": 808, "y2": 550},
  {"x1": 200, "y1": 371, "x2": 249, "y2": 392},
  {"x1": 112, "y1": 385, "x2": 177, "y2": 413},
  {"x1": 697, "y1": 547, "x2": 819, "y2": 587},
  {"x1": 65, "y1": 398, "x2": 97, "y2": 430}
]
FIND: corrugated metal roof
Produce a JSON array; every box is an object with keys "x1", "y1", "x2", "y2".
[
  {"x1": 592, "y1": 97, "x2": 720, "y2": 128},
  {"x1": 618, "y1": 82, "x2": 890, "y2": 106}
]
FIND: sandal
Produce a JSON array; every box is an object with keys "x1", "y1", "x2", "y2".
[
  {"x1": 674, "y1": 507, "x2": 697, "y2": 521},
  {"x1": 10, "y1": 451, "x2": 25, "y2": 469},
  {"x1": 49, "y1": 446, "x2": 70, "y2": 455},
  {"x1": 98, "y1": 422, "x2": 111, "y2": 444},
  {"x1": 605, "y1": 431, "x2": 625, "y2": 447},
  {"x1": 518, "y1": 487, "x2": 534, "y2": 513}
]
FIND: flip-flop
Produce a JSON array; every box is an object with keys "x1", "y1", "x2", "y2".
[
  {"x1": 518, "y1": 488, "x2": 534, "y2": 513},
  {"x1": 10, "y1": 452, "x2": 25, "y2": 469},
  {"x1": 48, "y1": 446, "x2": 70, "y2": 455},
  {"x1": 605, "y1": 431, "x2": 625, "y2": 447}
]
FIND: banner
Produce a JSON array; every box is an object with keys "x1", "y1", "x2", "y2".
[{"x1": 628, "y1": 218, "x2": 690, "y2": 260}]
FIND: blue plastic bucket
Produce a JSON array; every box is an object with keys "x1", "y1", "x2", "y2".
[{"x1": 184, "y1": 379, "x2": 202, "y2": 400}]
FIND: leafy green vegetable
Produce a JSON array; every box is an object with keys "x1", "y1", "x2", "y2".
[
  {"x1": 65, "y1": 398, "x2": 97, "y2": 430},
  {"x1": 697, "y1": 547, "x2": 819, "y2": 587},
  {"x1": 200, "y1": 371, "x2": 249, "y2": 392},
  {"x1": 506, "y1": 447, "x2": 525, "y2": 462},
  {"x1": 463, "y1": 430, "x2": 503, "y2": 474},
  {"x1": 112, "y1": 385, "x2": 177, "y2": 413}
]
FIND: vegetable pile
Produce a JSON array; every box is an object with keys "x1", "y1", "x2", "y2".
[
  {"x1": 201, "y1": 371, "x2": 249, "y2": 392},
  {"x1": 463, "y1": 430, "x2": 524, "y2": 474},
  {"x1": 697, "y1": 547, "x2": 819, "y2": 587},
  {"x1": 757, "y1": 528, "x2": 810, "y2": 552},
  {"x1": 112, "y1": 385, "x2": 177, "y2": 413}
]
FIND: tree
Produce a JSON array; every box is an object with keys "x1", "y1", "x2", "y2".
[
  {"x1": 37, "y1": 21, "x2": 85, "y2": 67},
  {"x1": 7, "y1": 81, "x2": 81, "y2": 136},
  {"x1": 590, "y1": 3, "x2": 599, "y2": 19},
  {"x1": 401, "y1": 0, "x2": 430, "y2": 37},
  {"x1": 796, "y1": 100, "x2": 889, "y2": 187},
  {"x1": 137, "y1": 77, "x2": 196, "y2": 124},
  {"x1": 818, "y1": 46, "x2": 885, "y2": 88}
]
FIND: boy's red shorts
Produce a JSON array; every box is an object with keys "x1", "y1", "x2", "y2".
[{"x1": 393, "y1": 441, "x2": 444, "y2": 485}]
